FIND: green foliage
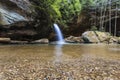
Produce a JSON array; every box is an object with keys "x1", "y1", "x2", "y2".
[
  {"x1": 59, "y1": 0, "x2": 82, "y2": 23},
  {"x1": 30, "y1": 0, "x2": 97, "y2": 27},
  {"x1": 36, "y1": 0, "x2": 82, "y2": 24},
  {"x1": 30, "y1": 0, "x2": 55, "y2": 25}
]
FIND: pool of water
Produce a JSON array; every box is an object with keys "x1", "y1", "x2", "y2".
[
  {"x1": 0, "y1": 44, "x2": 119, "y2": 63},
  {"x1": 0, "y1": 44, "x2": 120, "y2": 79}
]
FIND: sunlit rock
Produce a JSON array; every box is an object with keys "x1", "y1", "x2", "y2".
[
  {"x1": 82, "y1": 31, "x2": 100, "y2": 43},
  {"x1": 117, "y1": 37, "x2": 120, "y2": 44},
  {"x1": 109, "y1": 37, "x2": 119, "y2": 44},
  {"x1": 95, "y1": 31, "x2": 111, "y2": 42},
  {"x1": 82, "y1": 31, "x2": 111, "y2": 43}
]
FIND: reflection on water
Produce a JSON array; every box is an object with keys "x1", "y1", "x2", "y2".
[
  {"x1": 54, "y1": 44, "x2": 63, "y2": 63},
  {"x1": 0, "y1": 44, "x2": 120, "y2": 63}
]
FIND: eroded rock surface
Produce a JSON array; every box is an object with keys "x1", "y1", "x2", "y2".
[
  {"x1": 0, "y1": 0, "x2": 52, "y2": 42},
  {"x1": 0, "y1": 0, "x2": 31, "y2": 25}
]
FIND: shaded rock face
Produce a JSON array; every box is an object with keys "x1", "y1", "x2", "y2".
[
  {"x1": 0, "y1": 0, "x2": 52, "y2": 41},
  {"x1": 10, "y1": 0, "x2": 31, "y2": 12},
  {"x1": 0, "y1": 21, "x2": 51, "y2": 41},
  {"x1": 0, "y1": 0, "x2": 31, "y2": 25},
  {"x1": 65, "y1": 13, "x2": 91, "y2": 37}
]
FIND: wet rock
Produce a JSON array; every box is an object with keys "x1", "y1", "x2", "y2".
[
  {"x1": 31, "y1": 39, "x2": 49, "y2": 44},
  {"x1": 65, "y1": 36, "x2": 84, "y2": 43},
  {"x1": 0, "y1": 37, "x2": 11, "y2": 43},
  {"x1": 10, "y1": 40, "x2": 28, "y2": 44}
]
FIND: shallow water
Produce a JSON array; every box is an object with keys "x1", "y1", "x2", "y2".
[
  {"x1": 0, "y1": 44, "x2": 120, "y2": 79},
  {"x1": 0, "y1": 44, "x2": 119, "y2": 63}
]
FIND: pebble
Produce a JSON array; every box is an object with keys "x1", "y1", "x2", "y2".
[{"x1": 0, "y1": 57, "x2": 119, "y2": 80}]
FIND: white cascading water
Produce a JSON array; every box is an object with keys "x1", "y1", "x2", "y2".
[
  {"x1": 53, "y1": 23, "x2": 65, "y2": 62},
  {"x1": 53, "y1": 23, "x2": 65, "y2": 44}
]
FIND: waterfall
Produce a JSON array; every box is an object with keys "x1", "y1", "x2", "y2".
[
  {"x1": 53, "y1": 23, "x2": 65, "y2": 44},
  {"x1": 53, "y1": 23, "x2": 65, "y2": 63}
]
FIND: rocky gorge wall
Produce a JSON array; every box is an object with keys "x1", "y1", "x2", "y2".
[
  {"x1": 0, "y1": 0, "x2": 119, "y2": 44},
  {"x1": 0, "y1": 0, "x2": 31, "y2": 25},
  {"x1": 0, "y1": 0, "x2": 51, "y2": 43}
]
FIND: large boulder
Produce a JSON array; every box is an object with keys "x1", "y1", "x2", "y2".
[
  {"x1": 82, "y1": 31, "x2": 111, "y2": 43},
  {"x1": 82, "y1": 31, "x2": 100, "y2": 43}
]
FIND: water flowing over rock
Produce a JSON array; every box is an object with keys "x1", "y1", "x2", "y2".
[{"x1": 53, "y1": 24, "x2": 65, "y2": 44}]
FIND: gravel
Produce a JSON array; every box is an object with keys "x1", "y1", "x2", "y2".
[{"x1": 0, "y1": 57, "x2": 120, "y2": 80}]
